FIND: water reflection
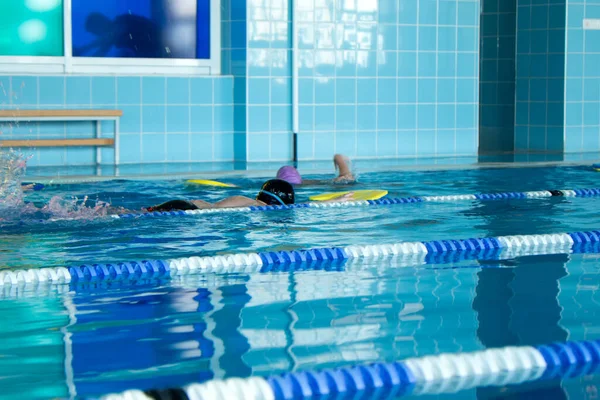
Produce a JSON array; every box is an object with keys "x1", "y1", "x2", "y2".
[
  {"x1": 0, "y1": 296, "x2": 70, "y2": 399},
  {"x1": 237, "y1": 264, "x2": 482, "y2": 373},
  {"x1": 2, "y1": 251, "x2": 600, "y2": 398},
  {"x1": 469, "y1": 168, "x2": 570, "y2": 398},
  {"x1": 212, "y1": 281, "x2": 252, "y2": 379},
  {"x1": 71, "y1": 286, "x2": 216, "y2": 394},
  {"x1": 0, "y1": 263, "x2": 483, "y2": 397},
  {"x1": 473, "y1": 255, "x2": 569, "y2": 399}
]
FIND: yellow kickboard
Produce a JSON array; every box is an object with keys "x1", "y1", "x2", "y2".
[
  {"x1": 185, "y1": 179, "x2": 237, "y2": 188},
  {"x1": 309, "y1": 189, "x2": 388, "y2": 202}
]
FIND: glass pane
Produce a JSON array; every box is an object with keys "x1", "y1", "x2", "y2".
[
  {"x1": 71, "y1": 0, "x2": 211, "y2": 60},
  {"x1": 0, "y1": 0, "x2": 64, "y2": 56},
  {"x1": 197, "y1": 0, "x2": 210, "y2": 59}
]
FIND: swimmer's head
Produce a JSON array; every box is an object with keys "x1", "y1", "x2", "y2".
[
  {"x1": 256, "y1": 179, "x2": 295, "y2": 206},
  {"x1": 276, "y1": 166, "x2": 302, "y2": 185},
  {"x1": 86, "y1": 12, "x2": 113, "y2": 35}
]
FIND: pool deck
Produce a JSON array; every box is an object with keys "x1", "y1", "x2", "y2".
[{"x1": 22, "y1": 152, "x2": 600, "y2": 183}]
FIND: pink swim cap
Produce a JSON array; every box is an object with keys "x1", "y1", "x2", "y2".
[{"x1": 276, "y1": 166, "x2": 302, "y2": 185}]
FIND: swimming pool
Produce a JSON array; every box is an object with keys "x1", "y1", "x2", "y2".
[{"x1": 2, "y1": 162, "x2": 600, "y2": 399}]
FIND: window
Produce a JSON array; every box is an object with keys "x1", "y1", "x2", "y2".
[
  {"x1": 0, "y1": 0, "x2": 219, "y2": 75},
  {"x1": 0, "y1": 0, "x2": 64, "y2": 56},
  {"x1": 71, "y1": 0, "x2": 210, "y2": 59}
]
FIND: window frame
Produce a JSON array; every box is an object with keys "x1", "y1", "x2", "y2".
[{"x1": 0, "y1": 0, "x2": 221, "y2": 75}]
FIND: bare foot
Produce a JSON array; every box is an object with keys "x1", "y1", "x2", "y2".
[{"x1": 333, "y1": 154, "x2": 354, "y2": 182}]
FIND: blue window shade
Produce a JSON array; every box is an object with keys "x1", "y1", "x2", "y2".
[
  {"x1": 71, "y1": 0, "x2": 210, "y2": 59},
  {"x1": 197, "y1": 0, "x2": 210, "y2": 59}
]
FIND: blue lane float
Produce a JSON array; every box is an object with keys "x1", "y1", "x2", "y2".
[
  {"x1": 111, "y1": 188, "x2": 600, "y2": 219},
  {"x1": 96, "y1": 338, "x2": 600, "y2": 400},
  {"x1": 1, "y1": 230, "x2": 599, "y2": 288}
]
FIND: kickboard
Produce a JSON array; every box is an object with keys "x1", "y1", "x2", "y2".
[
  {"x1": 309, "y1": 189, "x2": 388, "y2": 202},
  {"x1": 185, "y1": 179, "x2": 237, "y2": 188}
]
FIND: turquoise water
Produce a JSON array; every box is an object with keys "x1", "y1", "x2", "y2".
[
  {"x1": 1, "y1": 164, "x2": 600, "y2": 398},
  {"x1": 2, "y1": 253, "x2": 600, "y2": 399},
  {"x1": 3, "y1": 165, "x2": 600, "y2": 269}
]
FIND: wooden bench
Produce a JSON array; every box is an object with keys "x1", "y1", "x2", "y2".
[{"x1": 0, "y1": 109, "x2": 122, "y2": 166}]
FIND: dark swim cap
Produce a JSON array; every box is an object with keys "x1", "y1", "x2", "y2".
[{"x1": 256, "y1": 179, "x2": 295, "y2": 205}]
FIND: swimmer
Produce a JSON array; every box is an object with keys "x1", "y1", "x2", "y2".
[
  {"x1": 276, "y1": 154, "x2": 354, "y2": 186},
  {"x1": 145, "y1": 178, "x2": 354, "y2": 212},
  {"x1": 21, "y1": 183, "x2": 44, "y2": 191}
]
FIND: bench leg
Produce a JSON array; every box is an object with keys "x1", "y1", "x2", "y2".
[
  {"x1": 96, "y1": 120, "x2": 102, "y2": 160},
  {"x1": 114, "y1": 118, "x2": 120, "y2": 167}
]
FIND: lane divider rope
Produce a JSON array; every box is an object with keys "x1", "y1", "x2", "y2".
[
  {"x1": 96, "y1": 338, "x2": 600, "y2": 400},
  {"x1": 112, "y1": 188, "x2": 600, "y2": 219},
  {"x1": 2, "y1": 230, "x2": 600, "y2": 288}
]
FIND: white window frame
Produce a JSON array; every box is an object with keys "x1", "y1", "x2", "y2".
[{"x1": 0, "y1": 0, "x2": 221, "y2": 75}]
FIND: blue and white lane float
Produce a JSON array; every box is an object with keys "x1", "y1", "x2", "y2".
[
  {"x1": 2, "y1": 230, "x2": 600, "y2": 287},
  {"x1": 112, "y1": 188, "x2": 600, "y2": 219},
  {"x1": 98, "y1": 338, "x2": 600, "y2": 400}
]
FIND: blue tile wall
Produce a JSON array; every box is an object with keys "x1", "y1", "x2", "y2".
[
  {"x1": 514, "y1": 0, "x2": 566, "y2": 153},
  {"x1": 15, "y1": 0, "x2": 598, "y2": 166},
  {"x1": 222, "y1": 0, "x2": 248, "y2": 161},
  {"x1": 0, "y1": 75, "x2": 234, "y2": 166},
  {"x1": 479, "y1": 0, "x2": 516, "y2": 153},
  {"x1": 245, "y1": 0, "x2": 293, "y2": 162},
  {"x1": 294, "y1": 0, "x2": 480, "y2": 161},
  {"x1": 564, "y1": 0, "x2": 600, "y2": 152}
]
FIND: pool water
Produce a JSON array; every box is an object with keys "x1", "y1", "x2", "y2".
[
  {"x1": 1, "y1": 164, "x2": 600, "y2": 399},
  {"x1": 2, "y1": 253, "x2": 600, "y2": 399},
  {"x1": 4, "y1": 165, "x2": 600, "y2": 269}
]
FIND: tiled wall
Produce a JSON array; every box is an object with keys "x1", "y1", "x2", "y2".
[
  {"x1": 222, "y1": 0, "x2": 249, "y2": 161},
  {"x1": 514, "y1": 0, "x2": 566, "y2": 152},
  {"x1": 0, "y1": 75, "x2": 234, "y2": 166},
  {"x1": 564, "y1": 0, "x2": 600, "y2": 152},
  {"x1": 296, "y1": 0, "x2": 480, "y2": 160},
  {"x1": 246, "y1": 0, "x2": 294, "y2": 162},
  {"x1": 479, "y1": 0, "x2": 516, "y2": 153},
  {"x1": 224, "y1": 0, "x2": 481, "y2": 162},
  {"x1": 19, "y1": 0, "x2": 600, "y2": 166},
  {"x1": 0, "y1": 0, "x2": 483, "y2": 167},
  {"x1": 222, "y1": 0, "x2": 294, "y2": 163}
]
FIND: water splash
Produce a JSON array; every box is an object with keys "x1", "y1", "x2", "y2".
[
  {"x1": 41, "y1": 195, "x2": 114, "y2": 220},
  {"x1": 0, "y1": 149, "x2": 31, "y2": 208},
  {"x1": 0, "y1": 150, "x2": 119, "y2": 225}
]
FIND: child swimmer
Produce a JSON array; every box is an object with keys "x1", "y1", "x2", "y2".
[
  {"x1": 145, "y1": 178, "x2": 355, "y2": 212},
  {"x1": 275, "y1": 154, "x2": 355, "y2": 186}
]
